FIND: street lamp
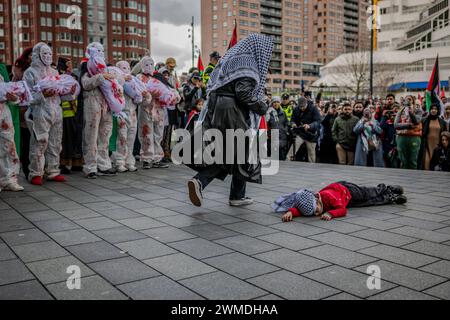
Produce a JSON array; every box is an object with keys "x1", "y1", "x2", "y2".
[{"x1": 188, "y1": 16, "x2": 195, "y2": 68}]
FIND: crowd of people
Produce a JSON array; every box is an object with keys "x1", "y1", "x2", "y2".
[
  {"x1": 1, "y1": 39, "x2": 449, "y2": 197},
  {"x1": 265, "y1": 92, "x2": 450, "y2": 172}
]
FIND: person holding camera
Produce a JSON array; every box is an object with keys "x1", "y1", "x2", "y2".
[{"x1": 288, "y1": 97, "x2": 321, "y2": 163}]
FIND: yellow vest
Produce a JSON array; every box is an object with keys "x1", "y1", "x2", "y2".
[{"x1": 61, "y1": 100, "x2": 77, "y2": 118}]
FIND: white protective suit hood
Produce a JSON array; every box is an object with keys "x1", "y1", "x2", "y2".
[
  {"x1": 86, "y1": 42, "x2": 105, "y2": 59},
  {"x1": 116, "y1": 61, "x2": 131, "y2": 75},
  {"x1": 29, "y1": 42, "x2": 55, "y2": 79},
  {"x1": 140, "y1": 56, "x2": 155, "y2": 76}
]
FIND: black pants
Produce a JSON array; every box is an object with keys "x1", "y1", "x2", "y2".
[
  {"x1": 194, "y1": 166, "x2": 246, "y2": 201},
  {"x1": 20, "y1": 127, "x2": 31, "y2": 180},
  {"x1": 338, "y1": 181, "x2": 394, "y2": 208}
]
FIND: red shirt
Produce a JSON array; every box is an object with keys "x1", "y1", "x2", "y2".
[{"x1": 289, "y1": 183, "x2": 352, "y2": 218}]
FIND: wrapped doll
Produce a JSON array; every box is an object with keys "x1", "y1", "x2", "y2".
[
  {"x1": 0, "y1": 81, "x2": 33, "y2": 106},
  {"x1": 33, "y1": 74, "x2": 80, "y2": 101}
]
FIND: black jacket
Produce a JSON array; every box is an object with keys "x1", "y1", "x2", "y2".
[
  {"x1": 430, "y1": 146, "x2": 450, "y2": 171},
  {"x1": 267, "y1": 107, "x2": 289, "y2": 147},
  {"x1": 182, "y1": 83, "x2": 206, "y2": 112},
  {"x1": 291, "y1": 102, "x2": 321, "y2": 142}
]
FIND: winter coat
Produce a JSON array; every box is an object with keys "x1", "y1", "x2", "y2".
[
  {"x1": 182, "y1": 83, "x2": 206, "y2": 113},
  {"x1": 380, "y1": 118, "x2": 396, "y2": 155},
  {"x1": 430, "y1": 145, "x2": 450, "y2": 172},
  {"x1": 194, "y1": 77, "x2": 269, "y2": 184},
  {"x1": 291, "y1": 102, "x2": 321, "y2": 142},
  {"x1": 332, "y1": 115, "x2": 359, "y2": 151},
  {"x1": 267, "y1": 106, "x2": 289, "y2": 148},
  {"x1": 418, "y1": 117, "x2": 448, "y2": 170},
  {"x1": 354, "y1": 119, "x2": 385, "y2": 167}
]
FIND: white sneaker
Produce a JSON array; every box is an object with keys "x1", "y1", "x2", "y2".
[
  {"x1": 229, "y1": 197, "x2": 254, "y2": 207},
  {"x1": 116, "y1": 165, "x2": 128, "y2": 173},
  {"x1": 127, "y1": 166, "x2": 138, "y2": 172},
  {"x1": 4, "y1": 182, "x2": 25, "y2": 192}
]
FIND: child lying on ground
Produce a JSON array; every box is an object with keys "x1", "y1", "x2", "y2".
[{"x1": 272, "y1": 181, "x2": 407, "y2": 222}]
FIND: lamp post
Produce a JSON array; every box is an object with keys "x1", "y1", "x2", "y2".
[{"x1": 188, "y1": 16, "x2": 195, "y2": 68}]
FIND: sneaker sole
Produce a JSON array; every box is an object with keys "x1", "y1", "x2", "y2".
[
  {"x1": 229, "y1": 201, "x2": 254, "y2": 207},
  {"x1": 188, "y1": 180, "x2": 202, "y2": 207}
]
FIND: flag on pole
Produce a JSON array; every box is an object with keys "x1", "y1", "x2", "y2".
[
  {"x1": 197, "y1": 53, "x2": 204, "y2": 72},
  {"x1": 426, "y1": 55, "x2": 444, "y2": 115},
  {"x1": 228, "y1": 20, "x2": 238, "y2": 49},
  {"x1": 373, "y1": 0, "x2": 379, "y2": 51}
]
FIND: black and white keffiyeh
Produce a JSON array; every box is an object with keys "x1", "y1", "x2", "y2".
[
  {"x1": 271, "y1": 189, "x2": 317, "y2": 216},
  {"x1": 206, "y1": 33, "x2": 273, "y2": 101}
]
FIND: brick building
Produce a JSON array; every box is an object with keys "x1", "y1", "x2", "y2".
[
  {"x1": 0, "y1": 0, "x2": 151, "y2": 68},
  {"x1": 201, "y1": 0, "x2": 371, "y2": 94}
]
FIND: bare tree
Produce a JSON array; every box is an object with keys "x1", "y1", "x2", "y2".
[{"x1": 332, "y1": 50, "x2": 370, "y2": 99}]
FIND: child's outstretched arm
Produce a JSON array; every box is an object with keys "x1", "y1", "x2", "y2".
[{"x1": 281, "y1": 208, "x2": 301, "y2": 222}]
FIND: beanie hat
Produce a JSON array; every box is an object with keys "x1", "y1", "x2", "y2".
[
  {"x1": 272, "y1": 189, "x2": 317, "y2": 216},
  {"x1": 272, "y1": 96, "x2": 281, "y2": 103}
]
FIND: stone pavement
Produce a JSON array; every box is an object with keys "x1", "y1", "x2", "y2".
[{"x1": 1, "y1": 162, "x2": 450, "y2": 300}]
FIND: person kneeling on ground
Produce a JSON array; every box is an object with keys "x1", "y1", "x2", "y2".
[{"x1": 272, "y1": 182, "x2": 407, "y2": 222}]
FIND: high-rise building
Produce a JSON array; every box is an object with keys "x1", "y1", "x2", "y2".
[
  {"x1": 0, "y1": 0, "x2": 151, "y2": 67},
  {"x1": 201, "y1": 0, "x2": 371, "y2": 94}
]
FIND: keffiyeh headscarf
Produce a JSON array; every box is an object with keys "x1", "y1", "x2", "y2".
[
  {"x1": 272, "y1": 189, "x2": 317, "y2": 217},
  {"x1": 207, "y1": 33, "x2": 273, "y2": 101}
]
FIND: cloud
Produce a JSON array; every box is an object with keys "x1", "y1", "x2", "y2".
[{"x1": 150, "y1": 0, "x2": 201, "y2": 27}]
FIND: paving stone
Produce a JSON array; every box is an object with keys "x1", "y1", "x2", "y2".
[
  {"x1": 350, "y1": 229, "x2": 418, "y2": 247},
  {"x1": 0, "y1": 243, "x2": 16, "y2": 261},
  {"x1": 255, "y1": 294, "x2": 284, "y2": 300},
  {"x1": 309, "y1": 232, "x2": 378, "y2": 251},
  {"x1": 272, "y1": 222, "x2": 329, "y2": 237},
  {"x1": 193, "y1": 212, "x2": 243, "y2": 225},
  {"x1": 303, "y1": 265, "x2": 396, "y2": 298},
  {"x1": 130, "y1": 192, "x2": 167, "y2": 201},
  {"x1": 74, "y1": 217, "x2": 122, "y2": 231},
  {"x1": 359, "y1": 245, "x2": 438, "y2": 268},
  {"x1": 424, "y1": 281, "x2": 450, "y2": 299},
  {"x1": 118, "y1": 276, "x2": 203, "y2": 300},
  {"x1": 324, "y1": 293, "x2": 362, "y2": 300},
  {"x1": 389, "y1": 226, "x2": 450, "y2": 243},
  {"x1": 0, "y1": 280, "x2": 53, "y2": 300},
  {"x1": 46, "y1": 275, "x2": 128, "y2": 300},
  {"x1": 239, "y1": 213, "x2": 282, "y2": 226},
  {"x1": 180, "y1": 271, "x2": 267, "y2": 300},
  {"x1": 12, "y1": 241, "x2": 69, "y2": 263},
  {"x1": 133, "y1": 207, "x2": 180, "y2": 219},
  {"x1": 66, "y1": 241, "x2": 127, "y2": 263},
  {"x1": 394, "y1": 210, "x2": 450, "y2": 223},
  {"x1": 117, "y1": 217, "x2": 168, "y2": 231},
  {"x1": 254, "y1": 248, "x2": 330, "y2": 274},
  {"x1": 369, "y1": 287, "x2": 437, "y2": 300},
  {"x1": 388, "y1": 217, "x2": 447, "y2": 231},
  {"x1": 11, "y1": 202, "x2": 49, "y2": 213},
  {"x1": 141, "y1": 226, "x2": 197, "y2": 243},
  {"x1": 213, "y1": 235, "x2": 279, "y2": 255},
  {"x1": 304, "y1": 220, "x2": 367, "y2": 234},
  {"x1": 83, "y1": 201, "x2": 122, "y2": 212},
  {"x1": 26, "y1": 256, "x2": 94, "y2": 285},
  {"x1": 92, "y1": 226, "x2": 147, "y2": 244},
  {"x1": 355, "y1": 260, "x2": 446, "y2": 291},
  {"x1": 402, "y1": 240, "x2": 450, "y2": 260},
  {"x1": 257, "y1": 232, "x2": 321, "y2": 251},
  {"x1": 342, "y1": 217, "x2": 402, "y2": 230},
  {"x1": 203, "y1": 252, "x2": 279, "y2": 279},
  {"x1": 156, "y1": 215, "x2": 208, "y2": 228},
  {"x1": 21, "y1": 210, "x2": 63, "y2": 222},
  {"x1": 97, "y1": 208, "x2": 143, "y2": 220},
  {"x1": 248, "y1": 270, "x2": 339, "y2": 300},
  {"x1": 301, "y1": 245, "x2": 377, "y2": 268},
  {"x1": 0, "y1": 259, "x2": 35, "y2": 285},
  {"x1": 0, "y1": 228, "x2": 50, "y2": 246},
  {"x1": 34, "y1": 218, "x2": 80, "y2": 233},
  {"x1": 168, "y1": 238, "x2": 233, "y2": 259},
  {"x1": 0, "y1": 218, "x2": 34, "y2": 233},
  {"x1": 116, "y1": 238, "x2": 177, "y2": 260},
  {"x1": 223, "y1": 221, "x2": 278, "y2": 237},
  {"x1": 181, "y1": 223, "x2": 240, "y2": 241},
  {"x1": 0, "y1": 210, "x2": 23, "y2": 221},
  {"x1": 144, "y1": 253, "x2": 216, "y2": 281},
  {"x1": 89, "y1": 256, "x2": 159, "y2": 285},
  {"x1": 49, "y1": 229, "x2": 101, "y2": 247},
  {"x1": 420, "y1": 261, "x2": 450, "y2": 278},
  {"x1": 435, "y1": 226, "x2": 450, "y2": 234}
]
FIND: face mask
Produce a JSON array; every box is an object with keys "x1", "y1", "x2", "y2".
[
  {"x1": 40, "y1": 46, "x2": 53, "y2": 66},
  {"x1": 142, "y1": 58, "x2": 155, "y2": 75},
  {"x1": 87, "y1": 43, "x2": 105, "y2": 59},
  {"x1": 117, "y1": 62, "x2": 131, "y2": 74}
]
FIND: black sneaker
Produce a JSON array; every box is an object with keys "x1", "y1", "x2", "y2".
[
  {"x1": 98, "y1": 169, "x2": 118, "y2": 176},
  {"x1": 393, "y1": 195, "x2": 408, "y2": 205},
  {"x1": 161, "y1": 157, "x2": 172, "y2": 164},
  {"x1": 388, "y1": 185, "x2": 404, "y2": 195},
  {"x1": 87, "y1": 172, "x2": 97, "y2": 179},
  {"x1": 143, "y1": 162, "x2": 152, "y2": 170},
  {"x1": 188, "y1": 179, "x2": 203, "y2": 207},
  {"x1": 60, "y1": 167, "x2": 71, "y2": 175},
  {"x1": 153, "y1": 162, "x2": 169, "y2": 169}
]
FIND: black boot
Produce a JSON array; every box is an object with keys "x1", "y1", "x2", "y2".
[
  {"x1": 388, "y1": 185, "x2": 404, "y2": 195},
  {"x1": 393, "y1": 194, "x2": 408, "y2": 205}
]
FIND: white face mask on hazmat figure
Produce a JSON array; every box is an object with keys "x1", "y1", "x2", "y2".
[
  {"x1": 116, "y1": 61, "x2": 131, "y2": 75},
  {"x1": 39, "y1": 45, "x2": 53, "y2": 67},
  {"x1": 86, "y1": 42, "x2": 105, "y2": 59},
  {"x1": 141, "y1": 57, "x2": 155, "y2": 76}
]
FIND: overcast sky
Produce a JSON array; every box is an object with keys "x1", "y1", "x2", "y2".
[{"x1": 150, "y1": 0, "x2": 202, "y2": 74}]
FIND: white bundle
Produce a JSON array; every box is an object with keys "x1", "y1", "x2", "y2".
[{"x1": 0, "y1": 81, "x2": 33, "y2": 106}]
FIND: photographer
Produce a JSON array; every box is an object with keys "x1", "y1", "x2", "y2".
[{"x1": 289, "y1": 97, "x2": 321, "y2": 162}]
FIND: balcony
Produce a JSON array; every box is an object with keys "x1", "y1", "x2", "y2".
[
  {"x1": 261, "y1": 26, "x2": 282, "y2": 35},
  {"x1": 260, "y1": 1, "x2": 282, "y2": 9},
  {"x1": 261, "y1": 17, "x2": 282, "y2": 27},
  {"x1": 260, "y1": 7, "x2": 282, "y2": 18}
]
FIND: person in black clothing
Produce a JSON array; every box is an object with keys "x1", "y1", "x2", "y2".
[
  {"x1": 182, "y1": 72, "x2": 206, "y2": 116},
  {"x1": 319, "y1": 103, "x2": 338, "y2": 164},
  {"x1": 186, "y1": 34, "x2": 272, "y2": 208},
  {"x1": 289, "y1": 97, "x2": 321, "y2": 163},
  {"x1": 267, "y1": 96, "x2": 290, "y2": 160},
  {"x1": 380, "y1": 110, "x2": 399, "y2": 168},
  {"x1": 430, "y1": 131, "x2": 450, "y2": 172}
]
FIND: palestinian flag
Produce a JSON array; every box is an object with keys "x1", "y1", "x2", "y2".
[
  {"x1": 426, "y1": 55, "x2": 444, "y2": 115},
  {"x1": 197, "y1": 53, "x2": 204, "y2": 72},
  {"x1": 228, "y1": 21, "x2": 238, "y2": 49}
]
